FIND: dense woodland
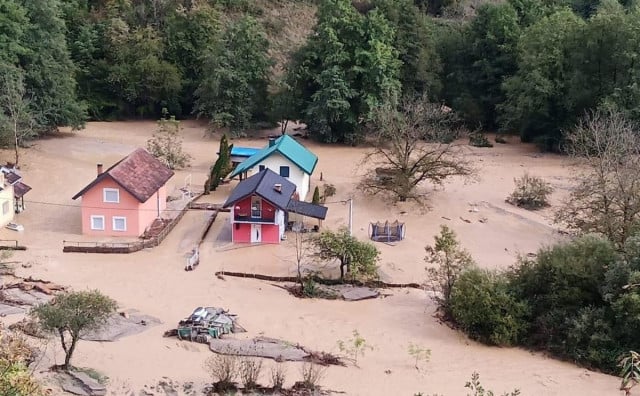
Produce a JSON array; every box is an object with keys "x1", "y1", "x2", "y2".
[{"x1": 1, "y1": 0, "x2": 640, "y2": 149}]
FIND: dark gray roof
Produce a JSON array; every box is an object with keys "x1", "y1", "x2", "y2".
[
  {"x1": 223, "y1": 169, "x2": 296, "y2": 210},
  {"x1": 287, "y1": 200, "x2": 328, "y2": 220}
]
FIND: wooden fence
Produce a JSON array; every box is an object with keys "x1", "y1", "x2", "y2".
[
  {"x1": 62, "y1": 194, "x2": 198, "y2": 254},
  {"x1": 0, "y1": 239, "x2": 27, "y2": 251}
]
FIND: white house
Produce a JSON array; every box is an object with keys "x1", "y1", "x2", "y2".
[{"x1": 229, "y1": 135, "x2": 318, "y2": 201}]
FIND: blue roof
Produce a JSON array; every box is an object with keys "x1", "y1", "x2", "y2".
[
  {"x1": 229, "y1": 135, "x2": 318, "y2": 178},
  {"x1": 230, "y1": 147, "x2": 260, "y2": 157}
]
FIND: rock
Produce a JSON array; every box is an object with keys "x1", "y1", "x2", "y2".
[
  {"x1": 82, "y1": 310, "x2": 161, "y2": 342},
  {"x1": 209, "y1": 337, "x2": 310, "y2": 361},
  {"x1": 62, "y1": 382, "x2": 90, "y2": 396},
  {"x1": 120, "y1": 311, "x2": 129, "y2": 319},
  {"x1": 68, "y1": 370, "x2": 107, "y2": 396},
  {"x1": 338, "y1": 286, "x2": 379, "y2": 301}
]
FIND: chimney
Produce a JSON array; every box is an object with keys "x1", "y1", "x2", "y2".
[
  {"x1": 268, "y1": 137, "x2": 276, "y2": 147},
  {"x1": 274, "y1": 183, "x2": 282, "y2": 193},
  {"x1": 97, "y1": 163, "x2": 103, "y2": 175}
]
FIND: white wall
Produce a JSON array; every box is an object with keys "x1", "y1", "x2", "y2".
[{"x1": 253, "y1": 153, "x2": 310, "y2": 200}]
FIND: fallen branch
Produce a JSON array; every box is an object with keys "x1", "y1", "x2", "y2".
[{"x1": 214, "y1": 271, "x2": 422, "y2": 289}]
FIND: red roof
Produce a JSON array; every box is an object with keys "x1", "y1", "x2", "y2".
[{"x1": 72, "y1": 148, "x2": 174, "y2": 203}]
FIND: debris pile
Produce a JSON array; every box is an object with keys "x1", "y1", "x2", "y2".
[
  {"x1": 164, "y1": 307, "x2": 245, "y2": 344},
  {"x1": 0, "y1": 276, "x2": 65, "y2": 315}
]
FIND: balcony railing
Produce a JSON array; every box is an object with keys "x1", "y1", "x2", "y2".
[{"x1": 233, "y1": 213, "x2": 275, "y2": 223}]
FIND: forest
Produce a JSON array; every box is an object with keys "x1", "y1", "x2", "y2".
[{"x1": 2, "y1": 0, "x2": 640, "y2": 150}]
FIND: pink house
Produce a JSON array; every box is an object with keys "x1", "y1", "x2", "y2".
[{"x1": 72, "y1": 148, "x2": 174, "y2": 237}]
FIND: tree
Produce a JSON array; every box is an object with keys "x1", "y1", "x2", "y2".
[
  {"x1": 207, "y1": 134, "x2": 233, "y2": 192},
  {"x1": 30, "y1": 290, "x2": 117, "y2": 369},
  {"x1": 19, "y1": 0, "x2": 86, "y2": 131},
  {"x1": 499, "y1": 9, "x2": 584, "y2": 149},
  {"x1": 424, "y1": 225, "x2": 474, "y2": 318},
  {"x1": 194, "y1": 16, "x2": 271, "y2": 135},
  {"x1": 0, "y1": 64, "x2": 38, "y2": 166},
  {"x1": 146, "y1": 113, "x2": 192, "y2": 170},
  {"x1": 286, "y1": 0, "x2": 401, "y2": 144},
  {"x1": 556, "y1": 110, "x2": 640, "y2": 248},
  {"x1": 359, "y1": 97, "x2": 474, "y2": 203},
  {"x1": 312, "y1": 228, "x2": 379, "y2": 280},
  {"x1": 312, "y1": 186, "x2": 321, "y2": 205}
]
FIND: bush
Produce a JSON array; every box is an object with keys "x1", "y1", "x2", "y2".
[
  {"x1": 270, "y1": 362, "x2": 286, "y2": 390},
  {"x1": 146, "y1": 114, "x2": 192, "y2": 170},
  {"x1": 506, "y1": 173, "x2": 553, "y2": 210},
  {"x1": 469, "y1": 132, "x2": 493, "y2": 148},
  {"x1": 508, "y1": 235, "x2": 617, "y2": 351},
  {"x1": 239, "y1": 358, "x2": 262, "y2": 390},
  {"x1": 204, "y1": 353, "x2": 239, "y2": 392},
  {"x1": 450, "y1": 268, "x2": 528, "y2": 346},
  {"x1": 300, "y1": 362, "x2": 325, "y2": 390}
]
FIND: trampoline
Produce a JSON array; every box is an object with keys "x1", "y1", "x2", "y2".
[{"x1": 369, "y1": 220, "x2": 406, "y2": 242}]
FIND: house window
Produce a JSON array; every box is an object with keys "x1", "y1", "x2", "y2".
[
  {"x1": 2, "y1": 201, "x2": 8, "y2": 215},
  {"x1": 259, "y1": 165, "x2": 266, "y2": 172},
  {"x1": 91, "y1": 215, "x2": 105, "y2": 230},
  {"x1": 103, "y1": 188, "x2": 119, "y2": 203},
  {"x1": 251, "y1": 196, "x2": 262, "y2": 218},
  {"x1": 112, "y1": 216, "x2": 127, "y2": 232},
  {"x1": 279, "y1": 166, "x2": 290, "y2": 178}
]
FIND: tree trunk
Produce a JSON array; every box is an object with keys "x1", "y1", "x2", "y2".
[
  {"x1": 13, "y1": 118, "x2": 18, "y2": 166},
  {"x1": 339, "y1": 259, "x2": 345, "y2": 280},
  {"x1": 64, "y1": 335, "x2": 79, "y2": 369}
]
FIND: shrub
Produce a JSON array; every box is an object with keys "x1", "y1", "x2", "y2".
[
  {"x1": 300, "y1": 362, "x2": 325, "y2": 390},
  {"x1": 337, "y1": 330, "x2": 373, "y2": 367},
  {"x1": 469, "y1": 132, "x2": 493, "y2": 148},
  {"x1": 204, "y1": 353, "x2": 239, "y2": 392},
  {"x1": 239, "y1": 358, "x2": 262, "y2": 390},
  {"x1": 508, "y1": 235, "x2": 617, "y2": 351},
  {"x1": 425, "y1": 225, "x2": 474, "y2": 318},
  {"x1": 619, "y1": 351, "x2": 640, "y2": 395},
  {"x1": 506, "y1": 173, "x2": 553, "y2": 210},
  {"x1": 312, "y1": 186, "x2": 321, "y2": 204},
  {"x1": 450, "y1": 268, "x2": 528, "y2": 346},
  {"x1": 321, "y1": 183, "x2": 336, "y2": 203},
  {"x1": 270, "y1": 362, "x2": 287, "y2": 390}
]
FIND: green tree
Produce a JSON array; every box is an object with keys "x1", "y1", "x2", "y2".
[
  {"x1": 312, "y1": 186, "x2": 321, "y2": 205},
  {"x1": 30, "y1": 290, "x2": 117, "y2": 369},
  {"x1": 450, "y1": 268, "x2": 529, "y2": 346},
  {"x1": 146, "y1": 113, "x2": 192, "y2": 170},
  {"x1": 19, "y1": 0, "x2": 86, "y2": 131},
  {"x1": 208, "y1": 134, "x2": 233, "y2": 192},
  {"x1": 0, "y1": 64, "x2": 38, "y2": 166},
  {"x1": 499, "y1": 9, "x2": 584, "y2": 149},
  {"x1": 312, "y1": 228, "x2": 379, "y2": 280},
  {"x1": 440, "y1": 3, "x2": 520, "y2": 128},
  {"x1": 194, "y1": 16, "x2": 271, "y2": 135},
  {"x1": 0, "y1": 0, "x2": 29, "y2": 65},
  {"x1": 287, "y1": 0, "x2": 401, "y2": 144},
  {"x1": 424, "y1": 225, "x2": 474, "y2": 318}
]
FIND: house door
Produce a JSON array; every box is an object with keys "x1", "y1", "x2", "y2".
[{"x1": 251, "y1": 224, "x2": 262, "y2": 243}]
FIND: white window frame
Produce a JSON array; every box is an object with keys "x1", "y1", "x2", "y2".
[
  {"x1": 90, "y1": 215, "x2": 105, "y2": 230},
  {"x1": 103, "y1": 188, "x2": 120, "y2": 203},
  {"x1": 112, "y1": 216, "x2": 127, "y2": 232}
]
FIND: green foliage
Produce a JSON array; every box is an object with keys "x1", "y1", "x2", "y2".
[
  {"x1": 506, "y1": 173, "x2": 553, "y2": 210},
  {"x1": 286, "y1": 0, "x2": 401, "y2": 144},
  {"x1": 146, "y1": 114, "x2": 192, "y2": 170},
  {"x1": 30, "y1": 290, "x2": 117, "y2": 369},
  {"x1": 194, "y1": 16, "x2": 271, "y2": 135},
  {"x1": 208, "y1": 134, "x2": 233, "y2": 192},
  {"x1": 468, "y1": 132, "x2": 493, "y2": 148},
  {"x1": 322, "y1": 184, "x2": 336, "y2": 203},
  {"x1": 450, "y1": 268, "x2": 529, "y2": 346},
  {"x1": 337, "y1": 330, "x2": 374, "y2": 367},
  {"x1": 0, "y1": 325, "x2": 42, "y2": 396},
  {"x1": 425, "y1": 225, "x2": 474, "y2": 318},
  {"x1": 407, "y1": 342, "x2": 431, "y2": 371},
  {"x1": 619, "y1": 351, "x2": 640, "y2": 395},
  {"x1": 312, "y1": 186, "x2": 321, "y2": 205},
  {"x1": 465, "y1": 372, "x2": 521, "y2": 396},
  {"x1": 312, "y1": 228, "x2": 380, "y2": 281}
]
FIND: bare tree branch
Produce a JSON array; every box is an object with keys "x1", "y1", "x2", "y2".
[{"x1": 358, "y1": 97, "x2": 475, "y2": 204}]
